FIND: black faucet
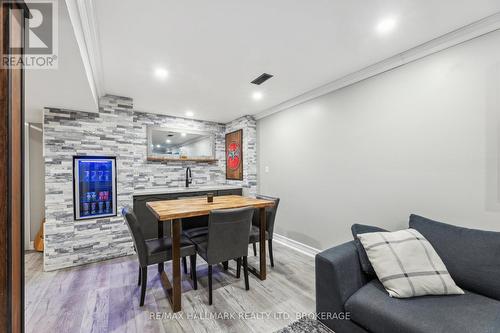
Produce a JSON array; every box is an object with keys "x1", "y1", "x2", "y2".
[{"x1": 185, "y1": 167, "x2": 192, "y2": 187}]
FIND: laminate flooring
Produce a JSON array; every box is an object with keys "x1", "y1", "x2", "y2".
[{"x1": 25, "y1": 242, "x2": 316, "y2": 333}]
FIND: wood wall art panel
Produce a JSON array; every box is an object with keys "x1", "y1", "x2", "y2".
[{"x1": 225, "y1": 129, "x2": 243, "y2": 180}]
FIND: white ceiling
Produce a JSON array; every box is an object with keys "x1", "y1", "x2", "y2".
[
  {"x1": 27, "y1": 1, "x2": 500, "y2": 123},
  {"x1": 25, "y1": 0, "x2": 97, "y2": 123}
]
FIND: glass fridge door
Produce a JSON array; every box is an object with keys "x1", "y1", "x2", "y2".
[{"x1": 74, "y1": 157, "x2": 116, "y2": 220}]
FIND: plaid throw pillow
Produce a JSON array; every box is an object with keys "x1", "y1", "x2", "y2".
[{"x1": 358, "y1": 229, "x2": 464, "y2": 298}]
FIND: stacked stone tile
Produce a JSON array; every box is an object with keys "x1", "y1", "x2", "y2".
[
  {"x1": 132, "y1": 111, "x2": 227, "y2": 190},
  {"x1": 43, "y1": 95, "x2": 257, "y2": 271},
  {"x1": 225, "y1": 116, "x2": 258, "y2": 197}
]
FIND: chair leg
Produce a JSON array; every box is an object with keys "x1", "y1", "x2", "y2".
[
  {"x1": 140, "y1": 267, "x2": 147, "y2": 306},
  {"x1": 190, "y1": 255, "x2": 197, "y2": 290},
  {"x1": 138, "y1": 267, "x2": 141, "y2": 286},
  {"x1": 236, "y1": 257, "x2": 241, "y2": 278},
  {"x1": 182, "y1": 257, "x2": 188, "y2": 275},
  {"x1": 222, "y1": 261, "x2": 228, "y2": 270},
  {"x1": 243, "y1": 256, "x2": 249, "y2": 291},
  {"x1": 252, "y1": 242, "x2": 257, "y2": 256},
  {"x1": 268, "y1": 239, "x2": 274, "y2": 268},
  {"x1": 208, "y1": 265, "x2": 213, "y2": 305}
]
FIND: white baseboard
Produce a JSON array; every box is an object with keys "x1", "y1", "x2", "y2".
[
  {"x1": 28, "y1": 241, "x2": 34, "y2": 251},
  {"x1": 273, "y1": 234, "x2": 321, "y2": 258}
]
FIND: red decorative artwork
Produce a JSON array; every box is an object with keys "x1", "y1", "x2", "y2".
[
  {"x1": 227, "y1": 142, "x2": 241, "y2": 170},
  {"x1": 225, "y1": 129, "x2": 243, "y2": 180}
]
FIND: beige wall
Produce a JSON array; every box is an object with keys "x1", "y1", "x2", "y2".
[{"x1": 257, "y1": 30, "x2": 500, "y2": 251}]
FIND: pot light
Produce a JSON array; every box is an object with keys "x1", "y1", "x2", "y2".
[
  {"x1": 166, "y1": 139, "x2": 171, "y2": 143},
  {"x1": 376, "y1": 17, "x2": 397, "y2": 35},
  {"x1": 156, "y1": 144, "x2": 161, "y2": 148},
  {"x1": 185, "y1": 110, "x2": 194, "y2": 117},
  {"x1": 154, "y1": 67, "x2": 169, "y2": 80},
  {"x1": 252, "y1": 91, "x2": 263, "y2": 101},
  {"x1": 181, "y1": 133, "x2": 187, "y2": 137}
]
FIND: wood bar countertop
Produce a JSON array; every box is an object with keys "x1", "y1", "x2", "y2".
[{"x1": 147, "y1": 195, "x2": 274, "y2": 221}]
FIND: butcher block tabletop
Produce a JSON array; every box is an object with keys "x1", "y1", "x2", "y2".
[{"x1": 146, "y1": 195, "x2": 275, "y2": 221}]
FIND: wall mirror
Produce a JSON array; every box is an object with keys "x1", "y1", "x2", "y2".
[{"x1": 147, "y1": 127, "x2": 216, "y2": 162}]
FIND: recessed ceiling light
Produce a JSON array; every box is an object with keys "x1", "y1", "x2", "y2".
[
  {"x1": 185, "y1": 110, "x2": 194, "y2": 117},
  {"x1": 156, "y1": 144, "x2": 161, "y2": 148},
  {"x1": 376, "y1": 17, "x2": 397, "y2": 35},
  {"x1": 252, "y1": 91, "x2": 263, "y2": 101},
  {"x1": 166, "y1": 139, "x2": 171, "y2": 143},
  {"x1": 181, "y1": 133, "x2": 187, "y2": 137},
  {"x1": 154, "y1": 67, "x2": 169, "y2": 80}
]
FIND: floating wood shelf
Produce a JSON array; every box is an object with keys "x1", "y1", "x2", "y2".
[{"x1": 147, "y1": 156, "x2": 218, "y2": 163}]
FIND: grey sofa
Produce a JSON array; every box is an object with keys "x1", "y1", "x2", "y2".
[{"x1": 315, "y1": 215, "x2": 500, "y2": 333}]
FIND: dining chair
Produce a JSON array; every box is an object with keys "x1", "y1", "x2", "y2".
[
  {"x1": 181, "y1": 215, "x2": 209, "y2": 274},
  {"x1": 183, "y1": 217, "x2": 233, "y2": 272},
  {"x1": 190, "y1": 207, "x2": 254, "y2": 305},
  {"x1": 122, "y1": 207, "x2": 198, "y2": 306},
  {"x1": 249, "y1": 195, "x2": 280, "y2": 267}
]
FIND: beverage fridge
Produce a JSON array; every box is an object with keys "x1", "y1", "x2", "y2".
[{"x1": 73, "y1": 156, "x2": 117, "y2": 220}]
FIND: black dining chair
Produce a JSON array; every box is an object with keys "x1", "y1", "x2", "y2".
[
  {"x1": 190, "y1": 207, "x2": 254, "y2": 305},
  {"x1": 181, "y1": 215, "x2": 209, "y2": 274},
  {"x1": 182, "y1": 216, "x2": 233, "y2": 272},
  {"x1": 249, "y1": 195, "x2": 280, "y2": 267},
  {"x1": 122, "y1": 207, "x2": 198, "y2": 306},
  {"x1": 182, "y1": 215, "x2": 209, "y2": 239}
]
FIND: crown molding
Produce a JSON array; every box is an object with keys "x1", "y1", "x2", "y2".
[
  {"x1": 65, "y1": 0, "x2": 105, "y2": 104},
  {"x1": 255, "y1": 12, "x2": 500, "y2": 120}
]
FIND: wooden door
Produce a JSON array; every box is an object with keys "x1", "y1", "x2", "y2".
[{"x1": 0, "y1": 2, "x2": 27, "y2": 332}]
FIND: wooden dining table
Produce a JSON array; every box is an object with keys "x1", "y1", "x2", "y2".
[{"x1": 146, "y1": 195, "x2": 275, "y2": 312}]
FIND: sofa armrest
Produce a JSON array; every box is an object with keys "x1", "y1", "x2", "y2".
[{"x1": 316, "y1": 241, "x2": 369, "y2": 332}]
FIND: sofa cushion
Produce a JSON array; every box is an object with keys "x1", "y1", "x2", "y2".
[
  {"x1": 409, "y1": 214, "x2": 500, "y2": 301},
  {"x1": 357, "y1": 229, "x2": 463, "y2": 298},
  {"x1": 345, "y1": 280, "x2": 500, "y2": 333},
  {"x1": 351, "y1": 224, "x2": 387, "y2": 276}
]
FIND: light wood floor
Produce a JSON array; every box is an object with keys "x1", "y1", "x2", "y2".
[{"x1": 25, "y1": 242, "x2": 316, "y2": 333}]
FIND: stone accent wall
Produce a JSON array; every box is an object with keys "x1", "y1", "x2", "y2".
[
  {"x1": 43, "y1": 95, "x2": 257, "y2": 271},
  {"x1": 132, "y1": 111, "x2": 226, "y2": 190},
  {"x1": 44, "y1": 96, "x2": 136, "y2": 271},
  {"x1": 225, "y1": 116, "x2": 258, "y2": 196}
]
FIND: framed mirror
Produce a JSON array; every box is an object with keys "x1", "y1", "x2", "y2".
[{"x1": 147, "y1": 127, "x2": 216, "y2": 162}]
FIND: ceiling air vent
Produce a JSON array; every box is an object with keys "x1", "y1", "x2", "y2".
[{"x1": 251, "y1": 73, "x2": 273, "y2": 85}]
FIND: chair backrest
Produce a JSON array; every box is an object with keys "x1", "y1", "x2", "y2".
[
  {"x1": 206, "y1": 207, "x2": 254, "y2": 264},
  {"x1": 122, "y1": 207, "x2": 148, "y2": 267},
  {"x1": 253, "y1": 195, "x2": 280, "y2": 239}
]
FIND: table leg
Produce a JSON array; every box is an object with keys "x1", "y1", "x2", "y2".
[
  {"x1": 259, "y1": 207, "x2": 267, "y2": 280},
  {"x1": 158, "y1": 220, "x2": 164, "y2": 273},
  {"x1": 158, "y1": 219, "x2": 182, "y2": 312},
  {"x1": 247, "y1": 207, "x2": 267, "y2": 280},
  {"x1": 170, "y1": 218, "x2": 182, "y2": 312}
]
